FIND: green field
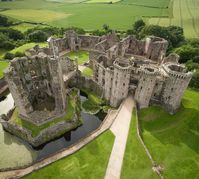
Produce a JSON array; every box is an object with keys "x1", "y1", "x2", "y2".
[
  {"x1": 0, "y1": 0, "x2": 168, "y2": 30},
  {"x1": 149, "y1": 0, "x2": 199, "y2": 38},
  {"x1": 11, "y1": 23, "x2": 45, "y2": 32},
  {"x1": 138, "y1": 90, "x2": 199, "y2": 178},
  {"x1": 121, "y1": 110, "x2": 158, "y2": 179},
  {"x1": 0, "y1": 0, "x2": 198, "y2": 38},
  {"x1": 24, "y1": 130, "x2": 115, "y2": 179}
]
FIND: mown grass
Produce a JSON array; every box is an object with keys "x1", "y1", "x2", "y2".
[
  {"x1": 138, "y1": 89, "x2": 199, "y2": 178},
  {"x1": 11, "y1": 91, "x2": 77, "y2": 137},
  {"x1": 0, "y1": 61, "x2": 9, "y2": 79},
  {"x1": 24, "y1": 130, "x2": 115, "y2": 179},
  {"x1": 82, "y1": 67, "x2": 93, "y2": 77},
  {"x1": 121, "y1": 110, "x2": 158, "y2": 179},
  {"x1": 66, "y1": 50, "x2": 89, "y2": 65}
]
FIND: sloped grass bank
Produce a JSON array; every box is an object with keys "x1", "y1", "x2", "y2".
[
  {"x1": 24, "y1": 130, "x2": 115, "y2": 179},
  {"x1": 138, "y1": 90, "x2": 199, "y2": 178},
  {"x1": 80, "y1": 88, "x2": 110, "y2": 114},
  {"x1": 121, "y1": 110, "x2": 158, "y2": 179}
]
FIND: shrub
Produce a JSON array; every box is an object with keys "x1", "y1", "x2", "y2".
[
  {"x1": 4, "y1": 52, "x2": 14, "y2": 60},
  {"x1": 28, "y1": 30, "x2": 48, "y2": 42}
]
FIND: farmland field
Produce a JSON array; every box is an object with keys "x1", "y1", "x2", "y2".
[
  {"x1": 149, "y1": 0, "x2": 199, "y2": 38},
  {"x1": 0, "y1": 0, "x2": 198, "y2": 36},
  {"x1": 0, "y1": 0, "x2": 168, "y2": 30}
]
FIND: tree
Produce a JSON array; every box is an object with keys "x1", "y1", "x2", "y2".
[
  {"x1": 189, "y1": 70, "x2": 199, "y2": 89},
  {"x1": 103, "y1": 24, "x2": 109, "y2": 31},
  {"x1": 4, "y1": 52, "x2": 14, "y2": 60},
  {"x1": 133, "y1": 19, "x2": 145, "y2": 32},
  {"x1": 0, "y1": 15, "x2": 11, "y2": 27},
  {"x1": 28, "y1": 30, "x2": 48, "y2": 42}
]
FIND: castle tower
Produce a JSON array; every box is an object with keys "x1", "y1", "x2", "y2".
[
  {"x1": 161, "y1": 63, "x2": 192, "y2": 114},
  {"x1": 4, "y1": 53, "x2": 66, "y2": 123},
  {"x1": 110, "y1": 59, "x2": 131, "y2": 107},
  {"x1": 134, "y1": 65, "x2": 159, "y2": 108}
]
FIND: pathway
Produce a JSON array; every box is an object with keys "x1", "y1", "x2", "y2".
[{"x1": 105, "y1": 95, "x2": 135, "y2": 179}]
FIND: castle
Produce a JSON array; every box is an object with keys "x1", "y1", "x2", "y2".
[
  {"x1": 45, "y1": 30, "x2": 192, "y2": 114},
  {"x1": 4, "y1": 30, "x2": 192, "y2": 124}
]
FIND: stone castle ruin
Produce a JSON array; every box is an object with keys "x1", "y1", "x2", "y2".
[
  {"x1": 43, "y1": 30, "x2": 191, "y2": 114},
  {"x1": 1, "y1": 30, "x2": 192, "y2": 146}
]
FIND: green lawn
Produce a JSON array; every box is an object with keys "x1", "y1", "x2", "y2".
[
  {"x1": 82, "y1": 67, "x2": 93, "y2": 77},
  {"x1": 10, "y1": 42, "x2": 47, "y2": 54},
  {"x1": 11, "y1": 90, "x2": 78, "y2": 137},
  {"x1": 0, "y1": 61, "x2": 9, "y2": 79},
  {"x1": 24, "y1": 130, "x2": 115, "y2": 179},
  {"x1": 66, "y1": 50, "x2": 89, "y2": 65},
  {"x1": 121, "y1": 110, "x2": 158, "y2": 179},
  {"x1": 138, "y1": 89, "x2": 199, "y2": 178}
]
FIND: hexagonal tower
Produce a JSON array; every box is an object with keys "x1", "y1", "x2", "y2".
[
  {"x1": 4, "y1": 53, "x2": 66, "y2": 124},
  {"x1": 134, "y1": 65, "x2": 159, "y2": 108},
  {"x1": 110, "y1": 59, "x2": 131, "y2": 107},
  {"x1": 161, "y1": 63, "x2": 192, "y2": 114}
]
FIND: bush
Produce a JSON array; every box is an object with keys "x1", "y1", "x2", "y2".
[
  {"x1": 0, "y1": 15, "x2": 12, "y2": 27},
  {"x1": 4, "y1": 52, "x2": 14, "y2": 60},
  {"x1": 28, "y1": 30, "x2": 48, "y2": 42},
  {"x1": 15, "y1": 51, "x2": 25, "y2": 57}
]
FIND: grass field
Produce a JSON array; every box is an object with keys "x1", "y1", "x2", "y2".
[
  {"x1": 149, "y1": 0, "x2": 199, "y2": 38},
  {"x1": 24, "y1": 130, "x2": 115, "y2": 179},
  {"x1": 0, "y1": 0, "x2": 168, "y2": 30},
  {"x1": 85, "y1": 0, "x2": 121, "y2": 4},
  {"x1": 121, "y1": 110, "x2": 158, "y2": 179},
  {"x1": 138, "y1": 89, "x2": 199, "y2": 178}
]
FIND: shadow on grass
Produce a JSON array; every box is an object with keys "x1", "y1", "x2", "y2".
[{"x1": 138, "y1": 104, "x2": 199, "y2": 154}]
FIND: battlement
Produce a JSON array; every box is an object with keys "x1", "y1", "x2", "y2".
[{"x1": 162, "y1": 63, "x2": 192, "y2": 79}]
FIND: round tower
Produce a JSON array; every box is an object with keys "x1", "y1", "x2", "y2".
[
  {"x1": 110, "y1": 59, "x2": 131, "y2": 107},
  {"x1": 161, "y1": 63, "x2": 192, "y2": 114},
  {"x1": 134, "y1": 65, "x2": 159, "y2": 108}
]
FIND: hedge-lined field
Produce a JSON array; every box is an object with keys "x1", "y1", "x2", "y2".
[
  {"x1": 0, "y1": 0, "x2": 168, "y2": 30},
  {"x1": 149, "y1": 0, "x2": 199, "y2": 38}
]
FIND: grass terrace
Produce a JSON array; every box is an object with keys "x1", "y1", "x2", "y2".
[{"x1": 10, "y1": 90, "x2": 79, "y2": 137}]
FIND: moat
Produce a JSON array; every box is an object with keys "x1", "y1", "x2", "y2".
[{"x1": 0, "y1": 91, "x2": 106, "y2": 169}]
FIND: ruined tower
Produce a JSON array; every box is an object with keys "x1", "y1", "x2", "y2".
[{"x1": 4, "y1": 53, "x2": 66, "y2": 124}]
